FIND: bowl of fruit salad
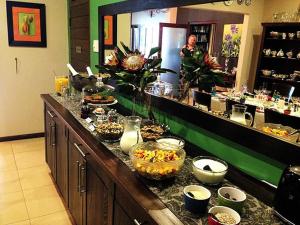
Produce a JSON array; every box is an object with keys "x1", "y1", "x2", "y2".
[{"x1": 129, "y1": 141, "x2": 186, "y2": 180}]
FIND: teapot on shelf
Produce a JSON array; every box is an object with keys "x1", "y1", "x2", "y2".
[
  {"x1": 277, "y1": 49, "x2": 284, "y2": 57},
  {"x1": 271, "y1": 50, "x2": 277, "y2": 57},
  {"x1": 263, "y1": 48, "x2": 271, "y2": 56},
  {"x1": 286, "y1": 50, "x2": 293, "y2": 59}
]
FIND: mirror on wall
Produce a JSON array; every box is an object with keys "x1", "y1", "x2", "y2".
[{"x1": 100, "y1": 1, "x2": 300, "y2": 145}]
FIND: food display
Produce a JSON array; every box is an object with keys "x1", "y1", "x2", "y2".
[
  {"x1": 96, "y1": 122, "x2": 123, "y2": 142},
  {"x1": 208, "y1": 206, "x2": 240, "y2": 225},
  {"x1": 258, "y1": 123, "x2": 297, "y2": 140},
  {"x1": 141, "y1": 124, "x2": 166, "y2": 141},
  {"x1": 262, "y1": 126, "x2": 289, "y2": 137},
  {"x1": 84, "y1": 93, "x2": 115, "y2": 104},
  {"x1": 129, "y1": 142, "x2": 186, "y2": 180},
  {"x1": 214, "y1": 212, "x2": 236, "y2": 225},
  {"x1": 192, "y1": 156, "x2": 228, "y2": 185}
]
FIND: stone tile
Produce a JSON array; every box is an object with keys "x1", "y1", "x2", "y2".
[
  {"x1": 0, "y1": 142, "x2": 13, "y2": 155},
  {"x1": 0, "y1": 191, "x2": 28, "y2": 225},
  {"x1": 23, "y1": 185, "x2": 65, "y2": 219},
  {"x1": 30, "y1": 211, "x2": 73, "y2": 225},
  {"x1": 14, "y1": 150, "x2": 45, "y2": 170},
  {"x1": 0, "y1": 169, "x2": 22, "y2": 195},
  {"x1": 0, "y1": 154, "x2": 17, "y2": 171},
  {"x1": 11, "y1": 138, "x2": 45, "y2": 154},
  {"x1": 18, "y1": 165, "x2": 52, "y2": 190}
]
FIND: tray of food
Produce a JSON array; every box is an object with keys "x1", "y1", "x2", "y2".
[
  {"x1": 257, "y1": 123, "x2": 297, "y2": 141},
  {"x1": 84, "y1": 91, "x2": 117, "y2": 105}
]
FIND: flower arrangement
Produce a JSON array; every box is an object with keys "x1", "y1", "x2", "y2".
[
  {"x1": 180, "y1": 48, "x2": 225, "y2": 100},
  {"x1": 97, "y1": 42, "x2": 175, "y2": 95},
  {"x1": 221, "y1": 24, "x2": 242, "y2": 58}
]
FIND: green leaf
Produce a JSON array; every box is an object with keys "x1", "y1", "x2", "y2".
[
  {"x1": 148, "y1": 47, "x2": 160, "y2": 58},
  {"x1": 148, "y1": 58, "x2": 162, "y2": 69},
  {"x1": 120, "y1": 42, "x2": 133, "y2": 54}
]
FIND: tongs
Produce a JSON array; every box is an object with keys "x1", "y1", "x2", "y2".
[{"x1": 289, "y1": 129, "x2": 300, "y2": 143}]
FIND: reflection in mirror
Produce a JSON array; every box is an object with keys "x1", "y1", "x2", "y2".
[{"x1": 104, "y1": 2, "x2": 300, "y2": 145}]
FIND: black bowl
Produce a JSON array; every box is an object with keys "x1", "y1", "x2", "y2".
[{"x1": 69, "y1": 74, "x2": 97, "y2": 92}]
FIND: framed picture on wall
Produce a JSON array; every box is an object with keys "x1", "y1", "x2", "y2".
[
  {"x1": 104, "y1": 15, "x2": 117, "y2": 49},
  {"x1": 6, "y1": 1, "x2": 47, "y2": 47}
]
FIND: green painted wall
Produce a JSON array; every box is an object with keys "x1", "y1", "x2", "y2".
[
  {"x1": 90, "y1": 0, "x2": 126, "y2": 72},
  {"x1": 90, "y1": 0, "x2": 285, "y2": 185}
]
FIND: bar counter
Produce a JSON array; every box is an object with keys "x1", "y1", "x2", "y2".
[{"x1": 42, "y1": 93, "x2": 284, "y2": 225}]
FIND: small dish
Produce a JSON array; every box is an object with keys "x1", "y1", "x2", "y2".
[
  {"x1": 183, "y1": 185, "x2": 211, "y2": 214},
  {"x1": 156, "y1": 136, "x2": 185, "y2": 148},
  {"x1": 218, "y1": 187, "x2": 246, "y2": 213},
  {"x1": 208, "y1": 206, "x2": 241, "y2": 225},
  {"x1": 192, "y1": 156, "x2": 228, "y2": 185}
]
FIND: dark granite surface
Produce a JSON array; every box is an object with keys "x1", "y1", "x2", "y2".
[{"x1": 51, "y1": 94, "x2": 284, "y2": 225}]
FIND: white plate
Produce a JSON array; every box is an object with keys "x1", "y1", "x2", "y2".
[{"x1": 88, "y1": 99, "x2": 118, "y2": 106}]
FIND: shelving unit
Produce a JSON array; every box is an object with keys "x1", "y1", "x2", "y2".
[
  {"x1": 189, "y1": 23, "x2": 214, "y2": 53},
  {"x1": 255, "y1": 23, "x2": 300, "y2": 96}
]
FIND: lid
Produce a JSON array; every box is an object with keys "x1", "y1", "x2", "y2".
[{"x1": 290, "y1": 166, "x2": 300, "y2": 176}]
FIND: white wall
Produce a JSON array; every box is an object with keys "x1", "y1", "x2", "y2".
[{"x1": 0, "y1": 0, "x2": 69, "y2": 137}]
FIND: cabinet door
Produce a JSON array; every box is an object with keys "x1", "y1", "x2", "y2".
[
  {"x1": 55, "y1": 118, "x2": 69, "y2": 204},
  {"x1": 86, "y1": 159, "x2": 114, "y2": 225},
  {"x1": 69, "y1": 137, "x2": 87, "y2": 225},
  {"x1": 113, "y1": 201, "x2": 133, "y2": 225},
  {"x1": 45, "y1": 107, "x2": 57, "y2": 180}
]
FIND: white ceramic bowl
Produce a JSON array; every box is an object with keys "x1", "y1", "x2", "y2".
[{"x1": 192, "y1": 156, "x2": 228, "y2": 185}]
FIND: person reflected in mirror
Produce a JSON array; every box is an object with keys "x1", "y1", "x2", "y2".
[{"x1": 180, "y1": 34, "x2": 201, "y2": 57}]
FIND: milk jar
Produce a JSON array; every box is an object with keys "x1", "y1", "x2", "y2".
[{"x1": 120, "y1": 116, "x2": 143, "y2": 154}]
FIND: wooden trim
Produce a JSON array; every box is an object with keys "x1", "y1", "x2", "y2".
[{"x1": 0, "y1": 132, "x2": 44, "y2": 142}]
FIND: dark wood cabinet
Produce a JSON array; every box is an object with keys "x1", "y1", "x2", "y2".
[
  {"x1": 55, "y1": 118, "x2": 69, "y2": 204},
  {"x1": 42, "y1": 98, "x2": 162, "y2": 225},
  {"x1": 45, "y1": 107, "x2": 57, "y2": 180},
  {"x1": 45, "y1": 105, "x2": 69, "y2": 204},
  {"x1": 69, "y1": 134, "x2": 87, "y2": 225},
  {"x1": 255, "y1": 23, "x2": 300, "y2": 96},
  {"x1": 86, "y1": 157, "x2": 114, "y2": 225}
]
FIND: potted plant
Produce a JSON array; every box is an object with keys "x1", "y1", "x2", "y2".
[
  {"x1": 180, "y1": 48, "x2": 225, "y2": 101},
  {"x1": 96, "y1": 42, "x2": 175, "y2": 118}
]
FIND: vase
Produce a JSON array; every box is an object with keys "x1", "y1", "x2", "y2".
[{"x1": 224, "y1": 57, "x2": 230, "y2": 73}]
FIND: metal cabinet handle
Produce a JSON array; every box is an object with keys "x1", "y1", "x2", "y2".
[
  {"x1": 73, "y1": 143, "x2": 87, "y2": 158},
  {"x1": 76, "y1": 161, "x2": 81, "y2": 192},
  {"x1": 51, "y1": 125, "x2": 56, "y2": 147},
  {"x1": 47, "y1": 110, "x2": 56, "y2": 118},
  {"x1": 133, "y1": 219, "x2": 142, "y2": 225},
  {"x1": 80, "y1": 164, "x2": 86, "y2": 194}
]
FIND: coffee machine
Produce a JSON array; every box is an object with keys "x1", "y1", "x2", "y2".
[{"x1": 273, "y1": 166, "x2": 300, "y2": 225}]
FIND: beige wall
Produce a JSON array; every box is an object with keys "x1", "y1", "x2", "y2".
[
  {"x1": 263, "y1": 0, "x2": 300, "y2": 22},
  {"x1": 0, "y1": 0, "x2": 69, "y2": 137},
  {"x1": 185, "y1": 1, "x2": 265, "y2": 90}
]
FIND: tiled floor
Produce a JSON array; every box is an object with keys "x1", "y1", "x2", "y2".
[{"x1": 0, "y1": 138, "x2": 73, "y2": 225}]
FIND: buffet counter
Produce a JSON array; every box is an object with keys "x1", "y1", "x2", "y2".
[{"x1": 41, "y1": 93, "x2": 284, "y2": 225}]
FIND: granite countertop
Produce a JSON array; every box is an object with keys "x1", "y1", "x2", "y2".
[{"x1": 51, "y1": 94, "x2": 284, "y2": 225}]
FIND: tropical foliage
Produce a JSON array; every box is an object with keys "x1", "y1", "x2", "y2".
[{"x1": 96, "y1": 42, "x2": 175, "y2": 96}]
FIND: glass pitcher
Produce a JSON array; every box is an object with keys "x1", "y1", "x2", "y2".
[
  {"x1": 120, "y1": 116, "x2": 143, "y2": 154},
  {"x1": 230, "y1": 104, "x2": 254, "y2": 126}
]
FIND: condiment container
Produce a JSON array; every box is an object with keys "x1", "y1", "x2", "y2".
[
  {"x1": 192, "y1": 156, "x2": 228, "y2": 185},
  {"x1": 217, "y1": 187, "x2": 246, "y2": 213},
  {"x1": 183, "y1": 185, "x2": 211, "y2": 214}
]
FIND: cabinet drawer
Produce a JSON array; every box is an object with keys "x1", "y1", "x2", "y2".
[{"x1": 115, "y1": 186, "x2": 158, "y2": 225}]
